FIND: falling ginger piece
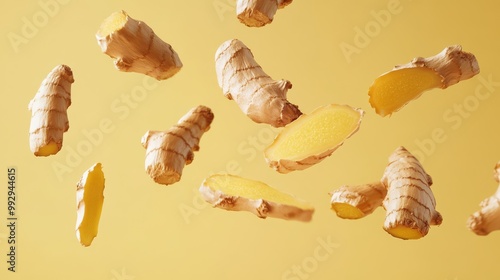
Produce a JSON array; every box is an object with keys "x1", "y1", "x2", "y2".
[
  {"x1": 141, "y1": 106, "x2": 214, "y2": 185},
  {"x1": 215, "y1": 39, "x2": 301, "y2": 127},
  {"x1": 382, "y1": 147, "x2": 442, "y2": 240},
  {"x1": 264, "y1": 104, "x2": 363, "y2": 173},
  {"x1": 369, "y1": 45, "x2": 479, "y2": 117},
  {"x1": 330, "y1": 182, "x2": 387, "y2": 219},
  {"x1": 237, "y1": 0, "x2": 293, "y2": 27},
  {"x1": 28, "y1": 64, "x2": 73, "y2": 156},
  {"x1": 76, "y1": 163, "x2": 105, "y2": 247},
  {"x1": 467, "y1": 162, "x2": 500, "y2": 236},
  {"x1": 199, "y1": 173, "x2": 314, "y2": 222},
  {"x1": 96, "y1": 10, "x2": 182, "y2": 80}
]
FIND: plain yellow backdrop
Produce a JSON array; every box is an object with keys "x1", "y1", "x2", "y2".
[{"x1": 1, "y1": 0, "x2": 499, "y2": 279}]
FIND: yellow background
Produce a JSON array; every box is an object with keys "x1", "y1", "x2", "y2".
[{"x1": 1, "y1": 0, "x2": 499, "y2": 279}]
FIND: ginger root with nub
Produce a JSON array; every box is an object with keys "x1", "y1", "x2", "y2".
[
  {"x1": 28, "y1": 64, "x2": 73, "y2": 156},
  {"x1": 199, "y1": 173, "x2": 314, "y2": 222},
  {"x1": 237, "y1": 0, "x2": 293, "y2": 27},
  {"x1": 96, "y1": 10, "x2": 182, "y2": 80},
  {"x1": 141, "y1": 106, "x2": 214, "y2": 185},
  {"x1": 467, "y1": 162, "x2": 500, "y2": 236},
  {"x1": 76, "y1": 163, "x2": 105, "y2": 247},
  {"x1": 215, "y1": 39, "x2": 301, "y2": 128},
  {"x1": 369, "y1": 45, "x2": 480, "y2": 117},
  {"x1": 329, "y1": 146, "x2": 442, "y2": 240}
]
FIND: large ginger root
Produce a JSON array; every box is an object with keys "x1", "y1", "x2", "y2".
[
  {"x1": 215, "y1": 39, "x2": 301, "y2": 127},
  {"x1": 237, "y1": 0, "x2": 293, "y2": 27},
  {"x1": 369, "y1": 45, "x2": 479, "y2": 117},
  {"x1": 141, "y1": 106, "x2": 214, "y2": 186},
  {"x1": 382, "y1": 146, "x2": 442, "y2": 240},
  {"x1": 330, "y1": 183, "x2": 386, "y2": 219},
  {"x1": 467, "y1": 162, "x2": 500, "y2": 236},
  {"x1": 264, "y1": 104, "x2": 363, "y2": 173},
  {"x1": 76, "y1": 163, "x2": 105, "y2": 247},
  {"x1": 199, "y1": 173, "x2": 314, "y2": 222},
  {"x1": 96, "y1": 10, "x2": 182, "y2": 80},
  {"x1": 28, "y1": 64, "x2": 73, "y2": 156}
]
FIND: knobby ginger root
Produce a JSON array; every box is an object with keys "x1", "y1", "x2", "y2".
[
  {"x1": 330, "y1": 183, "x2": 387, "y2": 219},
  {"x1": 467, "y1": 162, "x2": 500, "y2": 236},
  {"x1": 369, "y1": 45, "x2": 479, "y2": 117},
  {"x1": 382, "y1": 146, "x2": 442, "y2": 240},
  {"x1": 28, "y1": 64, "x2": 73, "y2": 156},
  {"x1": 264, "y1": 104, "x2": 364, "y2": 173},
  {"x1": 215, "y1": 39, "x2": 301, "y2": 127},
  {"x1": 237, "y1": 0, "x2": 293, "y2": 27},
  {"x1": 141, "y1": 106, "x2": 214, "y2": 185},
  {"x1": 76, "y1": 163, "x2": 105, "y2": 247},
  {"x1": 199, "y1": 173, "x2": 314, "y2": 222},
  {"x1": 96, "y1": 10, "x2": 182, "y2": 80}
]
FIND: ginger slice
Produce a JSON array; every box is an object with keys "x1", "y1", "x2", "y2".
[
  {"x1": 330, "y1": 183, "x2": 387, "y2": 219},
  {"x1": 215, "y1": 39, "x2": 301, "y2": 127},
  {"x1": 368, "y1": 45, "x2": 479, "y2": 117},
  {"x1": 264, "y1": 104, "x2": 363, "y2": 173},
  {"x1": 236, "y1": 0, "x2": 293, "y2": 27},
  {"x1": 76, "y1": 163, "x2": 105, "y2": 247},
  {"x1": 28, "y1": 65, "x2": 73, "y2": 156},
  {"x1": 382, "y1": 147, "x2": 442, "y2": 240},
  {"x1": 199, "y1": 174, "x2": 314, "y2": 222},
  {"x1": 141, "y1": 106, "x2": 214, "y2": 186},
  {"x1": 467, "y1": 162, "x2": 500, "y2": 236},
  {"x1": 96, "y1": 10, "x2": 182, "y2": 80}
]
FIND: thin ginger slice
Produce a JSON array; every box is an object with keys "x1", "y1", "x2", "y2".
[
  {"x1": 368, "y1": 45, "x2": 479, "y2": 117},
  {"x1": 330, "y1": 183, "x2": 387, "y2": 219},
  {"x1": 76, "y1": 163, "x2": 105, "y2": 247},
  {"x1": 199, "y1": 174, "x2": 314, "y2": 222},
  {"x1": 265, "y1": 104, "x2": 363, "y2": 173}
]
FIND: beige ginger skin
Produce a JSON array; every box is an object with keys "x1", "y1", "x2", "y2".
[
  {"x1": 29, "y1": 64, "x2": 73, "y2": 156},
  {"x1": 96, "y1": 10, "x2": 182, "y2": 80},
  {"x1": 141, "y1": 106, "x2": 214, "y2": 186},
  {"x1": 237, "y1": 0, "x2": 293, "y2": 27},
  {"x1": 215, "y1": 39, "x2": 301, "y2": 128}
]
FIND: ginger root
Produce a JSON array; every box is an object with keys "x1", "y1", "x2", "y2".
[
  {"x1": 141, "y1": 106, "x2": 214, "y2": 185},
  {"x1": 215, "y1": 39, "x2": 301, "y2": 127},
  {"x1": 237, "y1": 0, "x2": 293, "y2": 27},
  {"x1": 330, "y1": 183, "x2": 386, "y2": 219},
  {"x1": 96, "y1": 10, "x2": 182, "y2": 80},
  {"x1": 265, "y1": 104, "x2": 364, "y2": 173},
  {"x1": 368, "y1": 45, "x2": 479, "y2": 117},
  {"x1": 76, "y1": 163, "x2": 105, "y2": 247},
  {"x1": 467, "y1": 162, "x2": 500, "y2": 236},
  {"x1": 199, "y1": 173, "x2": 314, "y2": 222},
  {"x1": 382, "y1": 146, "x2": 442, "y2": 240},
  {"x1": 28, "y1": 64, "x2": 73, "y2": 156}
]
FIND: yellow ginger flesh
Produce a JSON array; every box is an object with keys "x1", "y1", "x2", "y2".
[
  {"x1": 331, "y1": 203, "x2": 365, "y2": 219},
  {"x1": 368, "y1": 67, "x2": 442, "y2": 117},
  {"x1": 330, "y1": 183, "x2": 387, "y2": 219},
  {"x1": 76, "y1": 163, "x2": 105, "y2": 247},
  {"x1": 96, "y1": 10, "x2": 127, "y2": 38}
]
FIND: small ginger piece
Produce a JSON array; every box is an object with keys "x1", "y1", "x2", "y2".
[
  {"x1": 467, "y1": 162, "x2": 500, "y2": 236},
  {"x1": 199, "y1": 173, "x2": 314, "y2": 222},
  {"x1": 28, "y1": 65, "x2": 73, "y2": 156},
  {"x1": 382, "y1": 147, "x2": 442, "y2": 240},
  {"x1": 369, "y1": 45, "x2": 479, "y2": 117},
  {"x1": 215, "y1": 39, "x2": 301, "y2": 127},
  {"x1": 264, "y1": 104, "x2": 363, "y2": 173},
  {"x1": 96, "y1": 10, "x2": 182, "y2": 80},
  {"x1": 141, "y1": 106, "x2": 213, "y2": 185},
  {"x1": 76, "y1": 163, "x2": 105, "y2": 247},
  {"x1": 330, "y1": 183, "x2": 387, "y2": 219},
  {"x1": 236, "y1": 0, "x2": 293, "y2": 27}
]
